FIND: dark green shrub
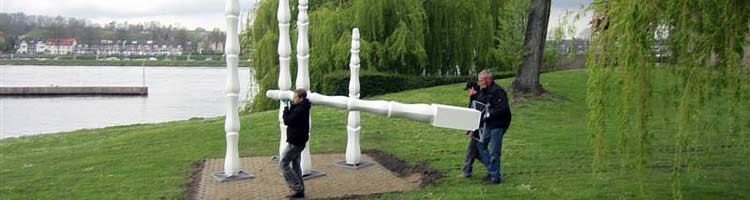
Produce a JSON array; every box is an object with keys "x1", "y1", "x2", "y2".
[{"x1": 316, "y1": 70, "x2": 514, "y2": 97}]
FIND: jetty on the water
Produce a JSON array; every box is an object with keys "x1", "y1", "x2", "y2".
[{"x1": 0, "y1": 86, "x2": 148, "y2": 96}]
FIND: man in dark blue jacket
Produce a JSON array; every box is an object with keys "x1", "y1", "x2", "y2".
[
  {"x1": 280, "y1": 89, "x2": 311, "y2": 198},
  {"x1": 475, "y1": 69, "x2": 512, "y2": 184}
]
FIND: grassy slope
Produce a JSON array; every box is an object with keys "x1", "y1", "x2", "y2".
[{"x1": 1, "y1": 69, "x2": 747, "y2": 199}]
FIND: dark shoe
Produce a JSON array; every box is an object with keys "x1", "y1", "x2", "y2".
[
  {"x1": 483, "y1": 179, "x2": 501, "y2": 185},
  {"x1": 483, "y1": 177, "x2": 502, "y2": 185},
  {"x1": 482, "y1": 175, "x2": 491, "y2": 182}
]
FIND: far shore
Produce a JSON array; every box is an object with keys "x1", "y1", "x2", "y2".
[{"x1": 1, "y1": 59, "x2": 251, "y2": 67}]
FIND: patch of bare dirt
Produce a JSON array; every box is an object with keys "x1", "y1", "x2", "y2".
[
  {"x1": 317, "y1": 150, "x2": 442, "y2": 200},
  {"x1": 183, "y1": 159, "x2": 205, "y2": 200},
  {"x1": 363, "y1": 149, "x2": 442, "y2": 188}
]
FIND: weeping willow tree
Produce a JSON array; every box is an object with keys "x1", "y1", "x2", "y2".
[
  {"x1": 245, "y1": 0, "x2": 428, "y2": 111},
  {"x1": 351, "y1": 0, "x2": 428, "y2": 74},
  {"x1": 494, "y1": 0, "x2": 530, "y2": 72},
  {"x1": 425, "y1": 0, "x2": 494, "y2": 75},
  {"x1": 587, "y1": 0, "x2": 749, "y2": 199},
  {"x1": 244, "y1": 0, "x2": 529, "y2": 112}
]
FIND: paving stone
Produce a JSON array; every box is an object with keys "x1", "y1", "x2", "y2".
[{"x1": 193, "y1": 153, "x2": 420, "y2": 200}]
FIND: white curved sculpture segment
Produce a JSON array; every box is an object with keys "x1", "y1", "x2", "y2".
[
  {"x1": 296, "y1": 0, "x2": 310, "y2": 90},
  {"x1": 295, "y1": 0, "x2": 314, "y2": 176},
  {"x1": 277, "y1": 0, "x2": 292, "y2": 161},
  {"x1": 266, "y1": 90, "x2": 481, "y2": 131},
  {"x1": 346, "y1": 28, "x2": 362, "y2": 165},
  {"x1": 223, "y1": 0, "x2": 242, "y2": 176}
]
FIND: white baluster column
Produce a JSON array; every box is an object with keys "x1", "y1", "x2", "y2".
[
  {"x1": 295, "y1": 0, "x2": 313, "y2": 173},
  {"x1": 346, "y1": 28, "x2": 361, "y2": 165},
  {"x1": 336, "y1": 28, "x2": 374, "y2": 169},
  {"x1": 276, "y1": 0, "x2": 292, "y2": 162},
  {"x1": 295, "y1": 0, "x2": 325, "y2": 179},
  {"x1": 213, "y1": 0, "x2": 254, "y2": 182}
]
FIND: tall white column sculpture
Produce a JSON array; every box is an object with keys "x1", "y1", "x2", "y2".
[
  {"x1": 295, "y1": 0, "x2": 325, "y2": 179},
  {"x1": 266, "y1": 90, "x2": 481, "y2": 131},
  {"x1": 213, "y1": 0, "x2": 254, "y2": 182},
  {"x1": 346, "y1": 29, "x2": 362, "y2": 165},
  {"x1": 335, "y1": 28, "x2": 375, "y2": 169},
  {"x1": 276, "y1": 0, "x2": 293, "y2": 162}
]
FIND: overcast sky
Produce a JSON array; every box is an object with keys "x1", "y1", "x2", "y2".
[{"x1": 2, "y1": 0, "x2": 591, "y2": 37}]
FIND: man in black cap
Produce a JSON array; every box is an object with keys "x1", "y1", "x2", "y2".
[{"x1": 461, "y1": 80, "x2": 485, "y2": 177}]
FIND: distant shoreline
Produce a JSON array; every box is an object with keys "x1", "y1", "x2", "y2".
[{"x1": 1, "y1": 59, "x2": 251, "y2": 67}]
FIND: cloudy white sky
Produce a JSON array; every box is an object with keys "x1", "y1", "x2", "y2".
[{"x1": 2, "y1": 0, "x2": 591, "y2": 37}]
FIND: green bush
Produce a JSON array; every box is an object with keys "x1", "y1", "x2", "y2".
[{"x1": 315, "y1": 70, "x2": 514, "y2": 97}]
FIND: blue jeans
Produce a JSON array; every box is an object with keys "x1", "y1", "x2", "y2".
[
  {"x1": 280, "y1": 144, "x2": 305, "y2": 193},
  {"x1": 477, "y1": 127, "x2": 505, "y2": 182}
]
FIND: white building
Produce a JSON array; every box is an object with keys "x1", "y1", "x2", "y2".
[
  {"x1": 47, "y1": 38, "x2": 77, "y2": 55},
  {"x1": 15, "y1": 38, "x2": 185, "y2": 56},
  {"x1": 16, "y1": 40, "x2": 29, "y2": 54},
  {"x1": 35, "y1": 41, "x2": 47, "y2": 54}
]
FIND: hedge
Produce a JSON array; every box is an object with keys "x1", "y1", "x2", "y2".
[{"x1": 314, "y1": 70, "x2": 515, "y2": 97}]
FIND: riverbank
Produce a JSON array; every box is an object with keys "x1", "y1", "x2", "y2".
[
  {"x1": 1, "y1": 69, "x2": 747, "y2": 199},
  {"x1": 0, "y1": 65, "x2": 253, "y2": 138},
  {"x1": 1, "y1": 59, "x2": 250, "y2": 67}
]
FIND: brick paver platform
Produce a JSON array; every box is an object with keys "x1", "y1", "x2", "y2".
[{"x1": 192, "y1": 153, "x2": 421, "y2": 199}]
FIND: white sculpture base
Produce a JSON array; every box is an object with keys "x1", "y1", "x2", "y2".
[
  {"x1": 334, "y1": 160, "x2": 375, "y2": 170},
  {"x1": 271, "y1": 155, "x2": 325, "y2": 180},
  {"x1": 212, "y1": 170, "x2": 255, "y2": 182},
  {"x1": 270, "y1": 155, "x2": 281, "y2": 163},
  {"x1": 302, "y1": 170, "x2": 327, "y2": 180}
]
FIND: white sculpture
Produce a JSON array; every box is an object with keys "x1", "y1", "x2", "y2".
[
  {"x1": 267, "y1": 0, "x2": 480, "y2": 175},
  {"x1": 213, "y1": 0, "x2": 254, "y2": 182},
  {"x1": 266, "y1": 90, "x2": 481, "y2": 131},
  {"x1": 276, "y1": 0, "x2": 292, "y2": 162},
  {"x1": 294, "y1": 0, "x2": 324, "y2": 178},
  {"x1": 342, "y1": 28, "x2": 371, "y2": 168}
]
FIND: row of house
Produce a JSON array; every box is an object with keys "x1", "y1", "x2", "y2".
[
  {"x1": 16, "y1": 38, "x2": 188, "y2": 56},
  {"x1": 75, "y1": 40, "x2": 185, "y2": 56},
  {"x1": 16, "y1": 39, "x2": 76, "y2": 55},
  {"x1": 547, "y1": 39, "x2": 590, "y2": 55}
]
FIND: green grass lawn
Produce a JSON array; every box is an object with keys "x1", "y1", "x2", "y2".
[{"x1": 1, "y1": 69, "x2": 748, "y2": 199}]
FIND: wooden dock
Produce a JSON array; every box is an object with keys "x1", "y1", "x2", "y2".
[{"x1": 0, "y1": 86, "x2": 148, "y2": 96}]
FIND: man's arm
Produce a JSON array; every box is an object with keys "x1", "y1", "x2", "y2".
[
  {"x1": 283, "y1": 105, "x2": 300, "y2": 125},
  {"x1": 486, "y1": 89, "x2": 509, "y2": 119},
  {"x1": 468, "y1": 93, "x2": 478, "y2": 108}
]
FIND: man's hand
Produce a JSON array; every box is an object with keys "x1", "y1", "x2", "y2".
[
  {"x1": 465, "y1": 130, "x2": 472, "y2": 136},
  {"x1": 468, "y1": 88, "x2": 477, "y2": 96}
]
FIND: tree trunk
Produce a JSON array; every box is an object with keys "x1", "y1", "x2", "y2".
[{"x1": 512, "y1": 0, "x2": 550, "y2": 96}]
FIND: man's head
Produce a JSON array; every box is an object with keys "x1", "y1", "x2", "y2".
[
  {"x1": 293, "y1": 89, "x2": 307, "y2": 104},
  {"x1": 464, "y1": 80, "x2": 480, "y2": 95},
  {"x1": 478, "y1": 69, "x2": 493, "y2": 88}
]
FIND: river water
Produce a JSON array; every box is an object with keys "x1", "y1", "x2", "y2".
[{"x1": 0, "y1": 65, "x2": 255, "y2": 139}]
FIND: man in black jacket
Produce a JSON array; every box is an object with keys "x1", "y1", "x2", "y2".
[
  {"x1": 280, "y1": 89, "x2": 311, "y2": 198},
  {"x1": 475, "y1": 69, "x2": 512, "y2": 184}
]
